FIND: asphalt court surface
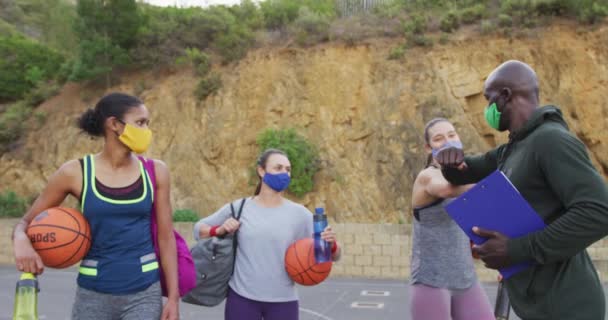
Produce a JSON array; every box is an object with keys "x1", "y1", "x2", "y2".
[{"x1": 0, "y1": 266, "x2": 534, "y2": 320}]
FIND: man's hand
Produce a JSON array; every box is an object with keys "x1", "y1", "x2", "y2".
[
  {"x1": 435, "y1": 147, "x2": 466, "y2": 169},
  {"x1": 472, "y1": 227, "x2": 511, "y2": 269}
]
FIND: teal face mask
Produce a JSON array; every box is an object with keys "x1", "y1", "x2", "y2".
[{"x1": 484, "y1": 102, "x2": 502, "y2": 130}]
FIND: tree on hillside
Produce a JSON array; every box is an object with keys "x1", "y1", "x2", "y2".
[
  {"x1": 0, "y1": 35, "x2": 64, "y2": 101},
  {"x1": 0, "y1": 0, "x2": 78, "y2": 53},
  {"x1": 70, "y1": 0, "x2": 142, "y2": 86}
]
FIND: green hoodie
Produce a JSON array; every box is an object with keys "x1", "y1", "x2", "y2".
[{"x1": 443, "y1": 106, "x2": 608, "y2": 320}]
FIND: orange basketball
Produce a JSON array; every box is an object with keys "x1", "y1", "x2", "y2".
[
  {"x1": 285, "y1": 238, "x2": 332, "y2": 286},
  {"x1": 26, "y1": 207, "x2": 91, "y2": 269}
]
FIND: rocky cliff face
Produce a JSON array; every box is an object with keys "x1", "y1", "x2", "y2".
[{"x1": 1, "y1": 22, "x2": 607, "y2": 223}]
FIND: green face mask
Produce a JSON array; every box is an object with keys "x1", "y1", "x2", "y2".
[{"x1": 484, "y1": 102, "x2": 502, "y2": 130}]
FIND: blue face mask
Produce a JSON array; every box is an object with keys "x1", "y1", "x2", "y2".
[
  {"x1": 431, "y1": 140, "x2": 463, "y2": 158},
  {"x1": 263, "y1": 172, "x2": 291, "y2": 192}
]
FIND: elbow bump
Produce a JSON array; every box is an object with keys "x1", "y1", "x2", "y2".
[{"x1": 437, "y1": 189, "x2": 454, "y2": 199}]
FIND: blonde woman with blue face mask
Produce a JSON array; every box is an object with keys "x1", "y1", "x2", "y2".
[
  {"x1": 194, "y1": 149, "x2": 342, "y2": 320},
  {"x1": 11, "y1": 93, "x2": 179, "y2": 320}
]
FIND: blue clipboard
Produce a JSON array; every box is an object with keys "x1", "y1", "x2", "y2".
[{"x1": 445, "y1": 170, "x2": 546, "y2": 279}]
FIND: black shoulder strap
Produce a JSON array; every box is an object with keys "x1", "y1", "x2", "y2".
[
  {"x1": 230, "y1": 198, "x2": 247, "y2": 220},
  {"x1": 230, "y1": 198, "x2": 247, "y2": 276}
]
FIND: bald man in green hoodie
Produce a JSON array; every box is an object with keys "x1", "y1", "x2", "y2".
[{"x1": 437, "y1": 60, "x2": 608, "y2": 320}]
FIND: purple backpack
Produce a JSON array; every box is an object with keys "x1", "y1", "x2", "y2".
[{"x1": 139, "y1": 156, "x2": 196, "y2": 297}]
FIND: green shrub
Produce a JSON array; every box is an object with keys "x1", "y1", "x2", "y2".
[
  {"x1": 256, "y1": 128, "x2": 320, "y2": 197},
  {"x1": 578, "y1": 2, "x2": 608, "y2": 23},
  {"x1": 498, "y1": 13, "x2": 514, "y2": 27},
  {"x1": 439, "y1": 33, "x2": 450, "y2": 44},
  {"x1": 195, "y1": 73, "x2": 223, "y2": 101},
  {"x1": 0, "y1": 35, "x2": 64, "y2": 101},
  {"x1": 500, "y1": 0, "x2": 570, "y2": 27},
  {"x1": 25, "y1": 66, "x2": 44, "y2": 86},
  {"x1": 0, "y1": 79, "x2": 60, "y2": 152},
  {"x1": 501, "y1": 0, "x2": 535, "y2": 22},
  {"x1": 185, "y1": 47, "x2": 208, "y2": 65},
  {"x1": 388, "y1": 44, "x2": 407, "y2": 60},
  {"x1": 460, "y1": 4, "x2": 486, "y2": 24},
  {"x1": 0, "y1": 190, "x2": 28, "y2": 218},
  {"x1": 403, "y1": 15, "x2": 427, "y2": 35},
  {"x1": 480, "y1": 19, "x2": 496, "y2": 34},
  {"x1": 534, "y1": 0, "x2": 569, "y2": 16},
  {"x1": 173, "y1": 209, "x2": 199, "y2": 222},
  {"x1": 134, "y1": 6, "x2": 190, "y2": 66},
  {"x1": 69, "y1": 37, "x2": 130, "y2": 83},
  {"x1": 407, "y1": 34, "x2": 433, "y2": 47},
  {"x1": 261, "y1": 0, "x2": 335, "y2": 29},
  {"x1": 373, "y1": 1, "x2": 406, "y2": 18},
  {"x1": 133, "y1": 5, "x2": 248, "y2": 66},
  {"x1": 229, "y1": 0, "x2": 265, "y2": 29},
  {"x1": 440, "y1": 11, "x2": 460, "y2": 32},
  {"x1": 261, "y1": 0, "x2": 302, "y2": 28},
  {"x1": 0, "y1": 101, "x2": 30, "y2": 152},
  {"x1": 500, "y1": 0, "x2": 532, "y2": 13},
  {"x1": 179, "y1": 48, "x2": 211, "y2": 76},
  {"x1": 0, "y1": 18, "x2": 19, "y2": 37},
  {"x1": 69, "y1": 0, "x2": 142, "y2": 83},
  {"x1": 215, "y1": 25, "x2": 254, "y2": 64},
  {"x1": 23, "y1": 81, "x2": 61, "y2": 107},
  {"x1": 293, "y1": 6, "x2": 331, "y2": 46},
  {"x1": 499, "y1": 0, "x2": 589, "y2": 21},
  {"x1": 74, "y1": 0, "x2": 142, "y2": 50},
  {"x1": 0, "y1": 0, "x2": 78, "y2": 53}
]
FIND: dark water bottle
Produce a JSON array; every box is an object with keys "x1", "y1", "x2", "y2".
[
  {"x1": 494, "y1": 278, "x2": 510, "y2": 320},
  {"x1": 13, "y1": 272, "x2": 39, "y2": 320},
  {"x1": 313, "y1": 207, "x2": 331, "y2": 263}
]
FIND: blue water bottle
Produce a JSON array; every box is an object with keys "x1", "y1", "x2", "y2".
[{"x1": 313, "y1": 207, "x2": 331, "y2": 263}]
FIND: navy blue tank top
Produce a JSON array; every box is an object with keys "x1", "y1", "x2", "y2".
[{"x1": 77, "y1": 155, "x2": 159, "y2": 294}]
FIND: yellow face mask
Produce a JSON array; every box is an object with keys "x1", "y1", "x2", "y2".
[{"x1": 118, "y1": 122, "x2": 152, "y2": 154}]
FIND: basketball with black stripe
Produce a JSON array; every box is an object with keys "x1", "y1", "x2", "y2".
[
  {"x1": 284, "y1": 238, "x2": 332, "y2": 286},
  {"x1": 26, "y1": 207, "x2": 91, "y2": 268}
]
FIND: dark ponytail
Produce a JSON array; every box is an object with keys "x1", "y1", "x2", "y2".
[
  {"x1": 77, "y1": 92, "x2": 143, "y2": 137},
  {"x1": 78, "y1": 108, "x2": 104, "y2": 136},
  {"x1": 254, "y1": 148, "x2": 288, "y2": 195},
  {"x1": 423, "y1": 117, "x2": 450, "y2": 168}
]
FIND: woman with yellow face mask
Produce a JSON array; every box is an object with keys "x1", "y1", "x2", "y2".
[{"x1": 11, "y1": 93, "x2": 179, "y2": 320}]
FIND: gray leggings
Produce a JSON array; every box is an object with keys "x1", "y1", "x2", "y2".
[{"x1": 71, "y1": 282, "x2": 162, "y2": 320}]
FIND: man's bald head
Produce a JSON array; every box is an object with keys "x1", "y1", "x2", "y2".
[
  {"x1": 484, "y1": 60, "x2": 539, "y2": 103},
  {"x1": 482, "y1": 60, "x2": 541, "y2": 132}
]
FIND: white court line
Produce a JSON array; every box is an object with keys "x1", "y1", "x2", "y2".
[
  {"x1": 299, "y1": 307, "x2": 335, "y2": 320},
  {"x1": 361, "y1": 290, "x2": 391, "y2": 296},
  {"x1": 322, "y1": 280, "x2": 407, "y2": 288},
  {"x1": 351, "y1": 301, "x2": 385, "y2": 309},
  {"x1": 318, "y1": 290, "x2": 349, "y2": 315}
]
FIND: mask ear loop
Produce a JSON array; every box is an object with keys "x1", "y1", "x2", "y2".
[
  {"x1": 496, "y1": 87, "x2": 513, "y2": 112},
  {"x1": 113, "y1": 118, "x2": 126, "y2": 138}
]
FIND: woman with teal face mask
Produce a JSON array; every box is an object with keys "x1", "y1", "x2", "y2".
[
  {"x1": 11, "y1": 92, "x2": 180, "y2": 320},
  {"x1": 194, "y1": 148, "x2": 342, "y2": 320},
  {"x1": 409, "y1": 118, "x2": 494, "y2": 320}
]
